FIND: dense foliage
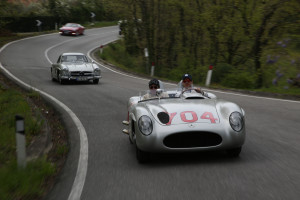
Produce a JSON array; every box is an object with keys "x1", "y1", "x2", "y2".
[{"x1": 111, "y1": 0, "x2": 300, "y2": 89}]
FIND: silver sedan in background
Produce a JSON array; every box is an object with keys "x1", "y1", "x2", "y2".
[{"x1": 51, "y1": 52, "x2": 101, "y2": 84}]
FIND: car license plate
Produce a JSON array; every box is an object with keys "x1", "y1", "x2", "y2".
[{"x1": 77, "y1": 77, "x2": 87, "y2": 81}]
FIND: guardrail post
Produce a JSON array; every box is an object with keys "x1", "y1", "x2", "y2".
[
  {"x1": 150, "y1": 62, "x2": 155, "y2": 77},
  {"x1": 16, "y1": 115, "x2": 26, "y2": 168}
]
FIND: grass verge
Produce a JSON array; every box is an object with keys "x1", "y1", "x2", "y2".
[{"x1": 0, "y1": 69, "x2": 68, "y2": 199}]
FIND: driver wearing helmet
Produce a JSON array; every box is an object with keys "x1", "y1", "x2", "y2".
[
  {"x1": 179, "y1": 74, "x2": 208, "y2": 96},
  {"x1": 142, "y1": 78, "x2": 169, "y2": 100}
]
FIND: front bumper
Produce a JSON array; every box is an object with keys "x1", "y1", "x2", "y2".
[
  {"x1": 59, "y1": 30, "x2": 77, "y2": 35},
  {"x1": 135, "y1": 122, "x2": 246, "y2": 153},
  {"x1": 60, "y1": 75, "x2": 101, "y2": 81}
]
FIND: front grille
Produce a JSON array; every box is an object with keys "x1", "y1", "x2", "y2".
[
  {"x1": 163, "y1": 131, "x2": 222, "y2": 148},
  {"x1": 70, "y1": 71, "x2": 93, "y2": 77}
]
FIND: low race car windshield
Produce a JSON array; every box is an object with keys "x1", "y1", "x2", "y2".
[
  {"x1": 138, "y1": 88, "x2": 210, "y2": 102},
  {"x1": 138, "y1": 89, "x2": 180, "y2": 102}
]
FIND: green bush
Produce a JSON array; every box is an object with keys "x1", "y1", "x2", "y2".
[
  {"x1": 221, "y1": 70, "x2": 256, "y2": 89},
  {"x1": 211, "y1": 63, "x2": 235, "y2": 84},
  {"x1": 100, "y1": 40, "x2": 145, "y2": 73}
]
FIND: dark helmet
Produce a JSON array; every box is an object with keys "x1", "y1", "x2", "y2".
[
  {"x1": 182, "y1": 74, "x2": 192, "y2": 81},
  {"x1": 148, "y1": 78, "x2": 160, "y2": 88}
]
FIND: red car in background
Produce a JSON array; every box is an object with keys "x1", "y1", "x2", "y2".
[{"x1": 59, "y1": 23, "x2": 85, "y2": 36}]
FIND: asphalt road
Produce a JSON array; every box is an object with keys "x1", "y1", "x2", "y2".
[{"x1": 1, "y1": 26, "x2": 300, "y2": 200}]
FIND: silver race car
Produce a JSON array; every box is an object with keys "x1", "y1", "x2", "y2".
[
  {"x1": 122, "y1": 88, "x2": 246, "y2": 163},
  {"x1": 51, "y1": 52, "x2": 101, "y2": 84}
]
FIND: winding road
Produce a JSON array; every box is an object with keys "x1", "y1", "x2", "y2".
[{"x1": 1, "y1": 26, "x2": 300, "y2": 200}]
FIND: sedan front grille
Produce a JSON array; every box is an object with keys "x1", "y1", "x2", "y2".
[
  {"x1": 163, "y1": 131, "x2": 222, "y2": 148},
  {"x1": 70, "y1": 71, "x2": 93, "y2": 77}
]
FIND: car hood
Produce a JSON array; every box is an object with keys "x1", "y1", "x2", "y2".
[
  {"x1": 63, "y1": 63, "x2": 94, "y2": 71},
  {"x1": 144, "y1": 99, "x2": 220, "y2": 125}
]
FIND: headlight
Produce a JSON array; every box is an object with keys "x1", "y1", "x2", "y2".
[
  {"x1": 61, "y1": 68, "x2": 69, "y2": 76},
  {"x1": 138, "y1": 115, "x2": 153, "y2": 136},
  {"x1": 94, "y1": 68, "x2": 100, "y2": 76},
  {"x1": 229, "y1": 112, "x2": 244, "y2": 132}
]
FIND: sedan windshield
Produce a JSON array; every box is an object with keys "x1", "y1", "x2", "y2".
[
  {"x1": 62, "y1": 55, "x2": 88, "y2": 62},
  {"x1": 65, "y1": 23, "x2": 78, "y2": 27}
]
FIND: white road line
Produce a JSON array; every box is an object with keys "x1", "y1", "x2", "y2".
[
  {"x1": 45, "y1": 38, "x2": 78, "y2": 64},
  {"x1": 204, "y1": 89, "x2": 300, "y2": 104},
  {"x1": 45, "y1": 30, "x2": 118, "y2": 64}
]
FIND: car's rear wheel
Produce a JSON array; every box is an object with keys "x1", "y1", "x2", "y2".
[
  {"x1": 136, "y1": 146, "x2": 150, "y2": 163},
  {"x1": 226, "y1": 147, "x2": 242, "y2": 157},
  {"x1": 93, "y1": 79, "x2": 99, "y2": 84}
]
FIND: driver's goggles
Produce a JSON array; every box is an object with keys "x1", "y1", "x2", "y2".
[
  {"x1": 183, "y1": 79, "x2": 192, "y2": 83},
  {"x1": 149, "y1": 85, "x2": 158, "y2": 89}
]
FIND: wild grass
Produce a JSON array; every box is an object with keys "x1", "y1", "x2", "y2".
[
  {"x1": 0, "y1": 85, "x2": 52, "y2": 199},
  {"x1": 0, "y1": 158, "x2": 55, "y2": 200}
]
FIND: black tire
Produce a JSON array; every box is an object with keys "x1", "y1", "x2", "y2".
[
  {"x1": 58, "y1": 72, "x2": 65, "y2": 85},
  {"x1": 136, "y1": 146, "x2": 150, "y2": 163},
  {"x1": 51, "y1": 69, "x2": 55, "y2": 81},
  {"x1": 129, "y1": 136, "x2": 133, "y2": 144},
  {"x1": 93, "y1": 79, "x2": 99, "y2": 84},
  {"x1": 226, "y1": 147, "x2": 242, "y2": 157}
]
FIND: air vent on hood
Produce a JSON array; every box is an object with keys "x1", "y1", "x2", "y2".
[{"x1": 157, "y1": 112, "x2": 170, "y2": 124}]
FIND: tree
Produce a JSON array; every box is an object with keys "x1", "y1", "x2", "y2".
[{"x1": 110, "y1": 0, "x2": 300, "y2": 88}]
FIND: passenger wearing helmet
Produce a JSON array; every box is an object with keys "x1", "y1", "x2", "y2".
[{"x1": 142, "y1": 78, "x2": 169, "y2": 100}]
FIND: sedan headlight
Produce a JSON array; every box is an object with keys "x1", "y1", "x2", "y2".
[
  {"x1": 61, "y1": 68, "x2": 69, "y2": 76},
  {"x1": 138, "y1": 115, "x2": 153, "y2": 136},
  {"x1": 94, "y1": 68, "x2": 101, "y2": 76},
  {"x1": 229, "y1": 112, "x2": 244, "y2": 132}
]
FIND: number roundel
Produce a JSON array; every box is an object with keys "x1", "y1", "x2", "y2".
[
  {"x1": 166, "y1": 111, "x2": 218, "y2": 125},
  {"x1": 180, "y1": 111, "x2": 198, "y2": 123}
]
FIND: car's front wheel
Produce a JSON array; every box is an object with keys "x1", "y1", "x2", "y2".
[
  {"x1": 51, "y1": 69, "x2": 55, "y2": 81},
  {"x1": 136, "y1": 146, "x2": 150, "y2": 163},
  {"x1": 58, "y1": 72, "x2": 65, "y2": 85},
  {"x1": 93, "y1": 79, "x2": 99, "y2": 84},
  {"x1": 226, "y1": 147, "x2": 242, "y2": 157}
]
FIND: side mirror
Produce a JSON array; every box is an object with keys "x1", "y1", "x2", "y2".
[{"x1": 207, "y1": 92, "x2": 217, "y2": 99}]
